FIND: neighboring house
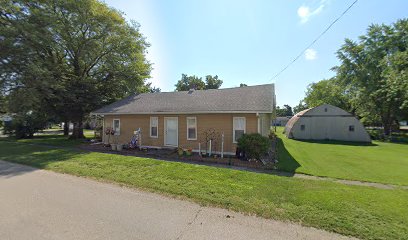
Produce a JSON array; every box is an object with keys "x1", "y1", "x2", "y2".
[
  {"x1": 273, "y1": 116, "x2": 291, "y2": 126},
  {"x1": 0, "y1": 114, "x2": 12, "y2": 126},
  {"x1": 92, "y1": 84, "x2": 275, "y2": 155},
  {"x1": 285, "y1": 104, "x2": 371, "y2": 142}
]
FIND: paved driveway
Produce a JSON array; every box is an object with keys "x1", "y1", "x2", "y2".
[{"x1": 0, "y1": 161, "x2": 354, "y2": 240}]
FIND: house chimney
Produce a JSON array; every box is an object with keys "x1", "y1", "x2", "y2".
[{"x1": 188, "y1": 89, "x2": 195, "y2": 94}]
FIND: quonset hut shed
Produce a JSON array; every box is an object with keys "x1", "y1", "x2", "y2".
[{"x1": 284, "y1": 104, "x2": 371, "y2": 142}]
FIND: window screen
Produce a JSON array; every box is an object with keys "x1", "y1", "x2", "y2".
[
  {"x1": 187, "y1": 117, "x2": 197, "y2": 140},
  {"x1": 233, "y1": 117, "x2": 246, "y2": 142},
  {"x1": 150, "y1": 117, "x2": 158, "y2": 137}
]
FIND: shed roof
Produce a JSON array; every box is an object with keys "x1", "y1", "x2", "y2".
[
  {"x1": 92, "y1": 84, "x2": 275, "y2": 115},
  {"x1": 285, "y1": 104, "x2": 354, "y2": 134}
]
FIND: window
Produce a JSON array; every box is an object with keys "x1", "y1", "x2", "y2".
[
  {"x1": 300, "y1": 124, "x2": 305, "y2": 131},
  {"x1": 186, "y1": 117, "x2": 197, "y2": 140},
  {"x1": 324, "y1": 108, "x2": 328, "y2": 112},
  {"x1": 113, "y1": 119, "x2": 120, "y2": 135},
  {"x1": 349, "y1": 125, "x2": 355, "y2": 132},
  {"x1": 233, "y1": 117, "x2": 246, "y2": 143},
  {"x1": 150, "y1": 117, "x2": 158, "y2": 138}
]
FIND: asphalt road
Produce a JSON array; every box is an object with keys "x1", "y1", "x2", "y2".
[{"x1": 0, "y1": 160, "x2": 354, "y2": 240}]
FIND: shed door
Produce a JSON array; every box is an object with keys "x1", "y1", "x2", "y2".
[{"x1": 164, "y1": 117, "x2": 178, "y2": 147}]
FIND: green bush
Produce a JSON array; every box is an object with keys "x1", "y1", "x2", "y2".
[
  {"x1": 367, "y1": 129, "x2": 385, "y2": 140},
  {"x1": 237, "y1": 133, "x2": 271, "y2": 160},
  {"x1": 9, "y1": 112, "x2": 48, "y2": 139}
]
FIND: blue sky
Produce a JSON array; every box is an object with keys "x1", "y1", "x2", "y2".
[{"x1": 103, "y1": 0, "x2": 408, "y2": 107}]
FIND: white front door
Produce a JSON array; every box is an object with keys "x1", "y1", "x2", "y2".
[{"x1": 164, "y1": 117, "x2": 178, "y2": 146}]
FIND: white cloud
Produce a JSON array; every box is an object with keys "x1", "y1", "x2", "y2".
[
  {"x1": 297, "y1": 1, "x2": 326, "y2": 23},
  {"x1": 305, "y1": 48, "x2": 317, "y2": 60}
]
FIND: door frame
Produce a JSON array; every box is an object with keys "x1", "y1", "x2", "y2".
[{"x1": 164, "y1": 117, "x2": 178, "y2": 147}]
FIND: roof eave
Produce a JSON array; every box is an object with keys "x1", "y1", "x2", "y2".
[{"x1": 90, "y1": 110, "x2": 273, "y2": 115}]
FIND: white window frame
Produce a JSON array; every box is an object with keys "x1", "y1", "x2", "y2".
[
  {"x1": 150, "y1": 117, "x2": 159, "y2": 138},
  {"x1": 233, "y1": 117, "x2": 246, "y2": 143},
  {"x1": 186, "y1": 117, "x2": 197, "y2": 140},
  {"x1": 113, "y1": 119, "x2": 120, "y2": 135}
]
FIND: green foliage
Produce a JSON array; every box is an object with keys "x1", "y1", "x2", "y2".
[
  {"x1": 303, "y1": 78, "x2": 352, "y2": 112},
  {"x1": 334, "y1": 19, "x2": 408, "y2": 134},
  {"x1": 137, "y1": 82, "x2": 161, "y2": 93},
  {"x1": 0, "y1": 0, "x2": 152, "y2": 138},
  {"x1": 366, "y1": 129, "x2": 385, "y2": 141},
  {"x1": 175, "y1": 74, "x2": 223, "y2": 91},
  {"x1": 298, "y1": 19, "x2": 408, "y2": 132},
  {"x1": 237, "y1": 133, "x2": 271, "y2": 160},
  {"x1": 8, "y1": 111, "x2": 48, "y2": 139},
  {"x1": 276, "y1": 104, "x2": 293, "y2": 117},
  {"x1": 239, "y1": 83, "x2": 248, "y2": 87},
  {"x1": 204, "y1": 75, "x2": 223, "y2": 89},
  {"x1": 175, "y1": 74, "x2": 205, "y2": 91},
  {"x1": 293, "y1": 101, "x2": 308, "y2": 114}
]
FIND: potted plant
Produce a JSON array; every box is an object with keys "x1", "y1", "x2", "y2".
[
  {"x1": 177, "y1": 147, "x2": 184, "y2": 156},
  {"x1": 186, "y1": 148, "x2": 192, "y2": 156}
]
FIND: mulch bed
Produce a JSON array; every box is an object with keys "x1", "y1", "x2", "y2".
[{"x1": 79, "y1": 143, "x2": 266, "y2": 169}]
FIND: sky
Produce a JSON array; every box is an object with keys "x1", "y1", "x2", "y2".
[{"x1": 103, "y1": 0, "x2": 408, "y2": 107}]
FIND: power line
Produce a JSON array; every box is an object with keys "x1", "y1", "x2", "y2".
[{"x1": 270, "y1": 0, "x2": 359, "y2": 82}]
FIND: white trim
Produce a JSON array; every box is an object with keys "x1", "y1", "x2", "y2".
[
  {"x1": 164, "y1": 117, "x2": 178, "y2": 147},
  {"x1": 113, "y1": 118, "x2": 120, "y2": 135},
  {"x1": 186, "y1": 117, "x2": 197, "y2": 140},
  {"x1": 192, "y1": 149, "x2": 236, "y2": 156},
  {"x1": 150, "y1": 116, "x2": 159, "y2": 138},
  {"x1": 91, "y1": 111, "x2": 272, "y2": 115},
  {"x1": 232, "y1": 117, "x2": 246, "y2": 143},
  {"x1": 257, "y1": 115, "x2": 261, "y2": 134}
]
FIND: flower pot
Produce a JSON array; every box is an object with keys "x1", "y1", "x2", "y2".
[
  {"x1": 186, "y1": 149, "x2": 192, "y2": 156},
  {"x1": 111, "y1": 144, "x2": 117, "y2": 151},
  {"x1": 177, "y1": 149, "x2": 184, "y2": 156},
  {"x1": 116, "y1": 144, "x2": 123, "y2": 151}
]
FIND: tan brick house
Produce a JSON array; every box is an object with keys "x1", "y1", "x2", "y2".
[{"x1": 92, "y1": 84, "x2": 275, "y2": 155}]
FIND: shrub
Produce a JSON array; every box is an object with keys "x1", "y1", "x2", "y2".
[
  {"x1": 237, "y1": 133, "x2": 271, "y2": 160},
  {"x1": 268, "y1": 129, "x2": 277, "y2": 140},
  {"x1": 367, "y1": 129, "x2": 385, "y2": 140},
  {"x1": 9, "y1": 112, "x2": 48, "y2": 139}
]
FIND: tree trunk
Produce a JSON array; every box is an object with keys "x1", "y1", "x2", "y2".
[
  {"x1": 70, "y1": 120, "x2": 85, "y2": 139},
  {"x1": 63, "y1": 120, "x2": 69, "y2": 136},
  {"x1": 382, "y1": 115, "x2": 393, "y2": 136}
]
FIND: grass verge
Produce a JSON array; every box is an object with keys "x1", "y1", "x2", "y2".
[{"x1": 0, "y1": 141, "x2": 407, "y2": 240}]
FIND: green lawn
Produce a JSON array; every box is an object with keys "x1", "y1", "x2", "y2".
[
  {"x1": 0, "y1": 141, "x2": 407, "y2": 240},
  {"x1": 276, "y1": 127, "x2": 408, "y2": 186},
  {"x1": 0, "y1": 129, "x2": 94, "y2": 147}
]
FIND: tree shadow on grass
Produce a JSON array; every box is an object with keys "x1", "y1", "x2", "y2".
[
  {"x1": 292, "y1": 139, "x2": 378, "y2": 146},
  {"x1": 275, "y1": 138, "x2": 300, "y2": 174},
  {"x1": 0, "y1": 143, "x2": 86, "y2": 178}
]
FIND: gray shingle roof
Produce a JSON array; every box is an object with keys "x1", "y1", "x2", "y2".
[{"x1": 92, "y1": 84, "x2": 275, "y2": 114}]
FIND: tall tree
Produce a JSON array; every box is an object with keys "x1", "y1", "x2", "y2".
[
  {"x1": 0, "y1": 0, "x2": 151, "y2": 138},
  {"x1": 335, "y1": 19, "x2": 408, "y2": 134},
  {"x1": 276, "y1": 105, "x2": 293, "y2": 117},
  {"x1": 205, "y1": 75, "x2": 223, "y2": 89},
  {"x1": 175, "y1": 74, "x2": 223, "y2": 91},
  {"x1": 303, "y1": 78, "x2": 352, "y2": 112},
  {"x1": 175, "y1": 74, "x2": 205, "y2": 91},
  {"x1": 293, "y1": 101, "x2": 308, "y2": 114}
]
